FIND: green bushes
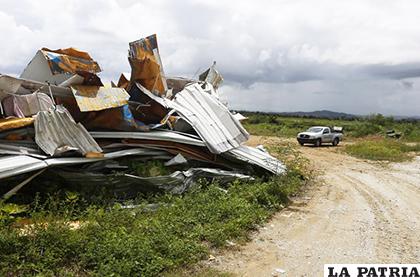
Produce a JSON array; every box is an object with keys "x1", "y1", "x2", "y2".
[
  {"x1": 345, "y1": 139, "x2": 420, "y2": 162},
  {"x1": 0, "y1": 166, "x2": 308, "y2": 276},
  {"x1": 243, "y1": 113, "x2": 420, "y2": 141}
]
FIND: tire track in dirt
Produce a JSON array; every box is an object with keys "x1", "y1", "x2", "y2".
[
  {"x1": 341, "y1": 174, "x2": 419, "y2": 262},
  {"x1": 210, "y1": 137, "x2": 420, "y2": 276}
]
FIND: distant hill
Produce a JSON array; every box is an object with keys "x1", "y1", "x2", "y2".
[
  {"x1": 277, "y1": 110, "x2": 358, "y2": 119},
  {"x1": 238, "y1": 110, "x2": 359, "y2": 119},
  {"x1": 237, "y1": 110, "x2": 420, "y2": 121}
]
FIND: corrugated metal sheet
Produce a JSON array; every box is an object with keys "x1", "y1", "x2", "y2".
[
  {"x1": 2, "y1": 92, "x2": 53, "y2": 118},
  {"x1": 35, "y1": 105, "x2": 102, "y2": 156},
  {"x1": 226, "y1": 145, "x2": 286, "y2": 175},
  {"x1": 0, "y1": 148, "x2": 170, "y2": 180},
  {"x1": 70, "y1": 85, "x2": 130, "y2": 112},
  {"x1": 0, "y1": 156, "x2": 48, "y2": 180},
  {"x1": 90, "y1": 130, "x2": 205, "y2": 147},
  {"x1": 55, "y1": 168, "x2": 252, "y2": 194},
  {"x1": 167, "y1": 83, "x2": 249, "y2": 154},
  {"x1": 0, "y1": 141, "x2": 47, "y2": 159}
]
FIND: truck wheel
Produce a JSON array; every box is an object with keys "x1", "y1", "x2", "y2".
[
  {"x1": 332, "y1": 138, "x2": 339, "y2": 146},
  {"x1": 299, "y1": 141, "x2": 304, "y2": 146},
  {"x1": 314, "y1": 139, "x2": 321, "y2": 147}
]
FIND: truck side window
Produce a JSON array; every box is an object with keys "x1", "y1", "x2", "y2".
[{"x1": 323, "y1": 128, "x2": 330, "y2": 134}]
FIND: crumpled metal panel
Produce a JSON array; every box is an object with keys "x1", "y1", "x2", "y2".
[
  {"x1": 35, "y1": 105, "x2": 102, "y2": 156},
  {"x1": 0, "y1": 75, "x2": 24, "y2": 100},
  {"x1": 90, "y1": 130, "x2": 205, "y2": 147},
  {"x1": 226, "y1": 145, "x2": 286, "y2": 175},
  {"x1": 41, "y1": 48, "x2": 101, "y2": 75},
  {"x1": 199, "y1": 62, "x2": 223, "y2": 89},
  {"x1": 70, "y1": 85, "x2": 130, "y2": 112},
  {"x1": 167, "y1": 83, "x2": 249, "y2": 154},
  {"x1": 0, "y1": 148, "x2": 170, "y2": 180},
  {"x1": 0, "y1": 74, "x2": 73, "y2": 98},
  {"x1": 2, "y1": 92, "x2": 54, "y2": 118},
  {"x1": 128, "y1": 34, "x2": 167, "y2": 95},
  {"x1": 55, "y1": 168, "x2": 252, "y2": 194}
]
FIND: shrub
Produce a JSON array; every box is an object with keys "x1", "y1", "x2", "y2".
[
  {"x1": 0, "y1": 167, "x2": 308, "y2": 276},
  {"x1": 345, "y1": 139, "x2": 420, "y2": 162}
]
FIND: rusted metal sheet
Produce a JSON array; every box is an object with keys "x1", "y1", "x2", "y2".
[
  {"x1": 117, "y1": 73, "x2": 130, "y2": 90},
  {"x1": 41, "y1": 47, "x2": 101, "y2": 75},
  {"x1": 70, "y1": 85, "x2": 130, "y2": 112},
  {"x1": 0, "y1": 117, "x2": 34, "y2": 132},
  {"x1": 128, "y1": 34, "x2": 167, "y2": 96},
  {"x1": 20, "y1": 48, "x2": 101, "y2": 86}
]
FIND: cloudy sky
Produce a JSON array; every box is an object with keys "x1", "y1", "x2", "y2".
[{"x1": 1, "y1": 0, "x2": 420, "y2": 115}]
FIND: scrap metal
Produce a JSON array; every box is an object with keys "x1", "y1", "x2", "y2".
[
  {"x1": 35, "y1": 105, "x2": 102, "y2": 156},
  {"x1": 70, "y1": 85, "x2": 130, "y2": 112},
  {"x1": 166, "y1": 83, "x2": 249, "y2": 154},
  {"x1": 0, "y1": 34, "x2": 286, "y2": 199}
]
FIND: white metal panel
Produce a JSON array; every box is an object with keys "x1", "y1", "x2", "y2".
[
  {"x1": 167, "y1": 83, "x2": 249, "y2": 154},
  {"x1": 20, "y1": 51, "x2": 71, "y2": 85},
  {"x1": 0, "y1": 156, "x2": 47, "y2": 180},
  {"x1": 227, "y1": 145, "x2": 286, "y2": 175},
  {"x1": 90, "y1": 130, "x2": 205, "y2": 147},
  {"x1": 35, "y1": 105, "x2": 102, "y2": 156}
]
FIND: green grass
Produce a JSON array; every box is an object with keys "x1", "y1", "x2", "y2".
[
  {"x1": 164, "y1": 267, "x2": 234, "y2": 277},
  {"x1": 129, "y1": 160, "x2": 171, "y2": 177},
  {"x1": 345, "y1": 139, "x2": 420, "y2": 162},
  {"x1": 242, "y1": 113, "x2": 420, "y2": 142},
  {"x1": 0, "y1": 145, "x2": 309, "y2": 276}
]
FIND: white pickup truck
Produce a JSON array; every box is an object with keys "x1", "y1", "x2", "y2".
[{"x1": 297, "y1": 126, "x2": 343, "y2": 147}]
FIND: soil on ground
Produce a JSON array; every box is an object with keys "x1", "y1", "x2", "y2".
[{"x1": 210, "y1": 136, "x2": 420, "y2": 277}]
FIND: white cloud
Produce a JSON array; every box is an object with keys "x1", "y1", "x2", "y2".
[{"x1": 1, "y1": 0, "x2": 420, "y2": 115}]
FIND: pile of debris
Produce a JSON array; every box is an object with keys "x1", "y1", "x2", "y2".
[{"x1": 0, "y1": 34, "x2": 285, "y2": 198}]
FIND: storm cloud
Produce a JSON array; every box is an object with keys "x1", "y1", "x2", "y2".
[{"x1": 0, "y1": 0, "x2": 420, "y2": 115}]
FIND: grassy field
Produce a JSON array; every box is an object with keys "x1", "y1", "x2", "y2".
[
  {"x1": 0, "y1": 143, "x2": 311, "y2": 276},
  {"x1": 344, "y1": 139, "x2": 420, "y2": 162},
  {"x1": 242, "y1": 112, "x2": 420, "y2": 161},
  {"x1": 242, "y1": 113, "x2": 420, "y2": 142},
  {"x1": 2, "y1": 113, "x2": 419, "y2": 276}
]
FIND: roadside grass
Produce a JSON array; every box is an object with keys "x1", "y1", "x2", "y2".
[
  {"x1": 164, "y1": 267, "x2": 234, "y2": 277},
  {"x1": 242, "y1": 113, "x2": 420, "y2": 142},
  {"x1": 0, "y1": 144, "x2": 310, "y2": 276},
  {"x1": 344, "y1": 139, "x2": 420, "y2": 162}
]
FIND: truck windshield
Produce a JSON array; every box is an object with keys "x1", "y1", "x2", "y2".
[{"x1": 307, "y1": 127, "x2": 323, "y2": 132}]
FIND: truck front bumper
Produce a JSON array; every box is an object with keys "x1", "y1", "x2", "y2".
[{"x1": 297, "y1": 138, "x2": 317, "y2": 144}]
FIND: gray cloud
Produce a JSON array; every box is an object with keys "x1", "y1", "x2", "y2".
[{"x1": 1, "y1": 0, "x2": 420, "y2": 115}]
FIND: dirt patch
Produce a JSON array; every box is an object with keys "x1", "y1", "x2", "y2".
[{"x1": 209, "y1": 136, "x2": 420, "y2": 276}]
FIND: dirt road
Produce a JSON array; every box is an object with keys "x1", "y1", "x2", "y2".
[{"x1": 211, "y1": 136, "x2": 420, "y2": 276}]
